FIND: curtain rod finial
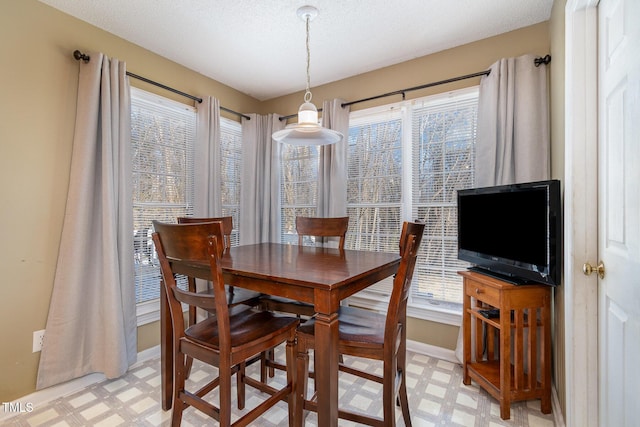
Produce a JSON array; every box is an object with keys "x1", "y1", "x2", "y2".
[
  {"x1": 73, "y1": 50, "x2": 90, "y2": 62},
  {"x1": 534, "y1": 54, "x2": 551, "y2": 67}
]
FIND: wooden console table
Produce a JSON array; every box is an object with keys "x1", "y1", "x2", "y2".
[{"x1": 460, "y1": 270, "x2": 552, "y2": 420}]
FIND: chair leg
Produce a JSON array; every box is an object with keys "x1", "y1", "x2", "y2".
[
  {"x1": 260, "y1": 347, "x2": 277, "y2": 381},
  {"x1": 172, "y1": 352, "x2": 186, "y2": 427},
  {"x1": 382, "y1": 359, "x2": 398, "y2": 427},
  {"x1": 268, "y1": 347, "x2": 276, "y2": 377},
  {"x1": 184, "y1": 354, "x2": 194, "y2": 380},
  {"x1": 237, "y1": 361, "x2": 246, "y2": 410},
  {"x1": 185, "y1": 278, "x2": 197, "y2": 379},
  {"x1": 286, "y1": 336, "x2": 297, "y2": 427},
  {"x1": 294, "y1": 342, "x2": 309, "y2": 427},
  {"x1": 397, "y1": 335, "x2": 412, "y2": 426},
  {"x1": 260, "y1": 351, "x2": 268, "y2": 383},
  {"x1": 398, "y1": 370, "x2": 412, "y2": 427},
  {"x1": 219, "y1": 361, "x2": 233, "y2": 427}
]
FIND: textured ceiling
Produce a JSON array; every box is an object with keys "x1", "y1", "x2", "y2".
[{"x1": 38, "y1": 0, "x2": 553, "y2": 101}]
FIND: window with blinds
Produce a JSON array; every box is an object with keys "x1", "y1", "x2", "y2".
[
  {"x1": 131, "y1": 88, "x2": 196, "y2": 305},
  {"x1": 345, "y1": 108, "x2": 403, "y2": 296},
  {"x1": 410, "y1": 90, "x2": 477, "y2": 309},
  {"x1": 346, "y1": 87, "x2": 477, "y2": 314},
  {"x1": 281, "y1": 144, "x2": 318, "y2": 244},
  {"x1": 220, "y1": 118, "x2": 242, "y2": 246}
]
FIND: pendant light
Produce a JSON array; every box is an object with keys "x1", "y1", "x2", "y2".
[{"x1": 272, "y1": 5, "x2": 343, "y2": 146}]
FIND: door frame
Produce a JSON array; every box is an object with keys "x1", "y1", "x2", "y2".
[{"x1": 564, "y1": 0, "x2": 599, "y2": 426}]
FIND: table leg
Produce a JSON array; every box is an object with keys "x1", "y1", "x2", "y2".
[
  {"x1": 313, "y1": 310, "x2": 339, "y2": 427},
  {"x1": 160, "y1": 279, "x2": 173, "y2": 411}
]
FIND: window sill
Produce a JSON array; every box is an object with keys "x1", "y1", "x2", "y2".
[
  {"x1": 137, "y1": 300, "x2": 193, "y2": 327},
  {"x1": 345, "y1": 295, "x2": 462, "y2": 326},
  {"x1": 136, "y1": 299, "x2": 160, "y2": 326}
]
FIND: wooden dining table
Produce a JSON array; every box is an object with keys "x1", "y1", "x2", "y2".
[{"x1": 160, "y1": 242, "x2": 401, "y2": 426}]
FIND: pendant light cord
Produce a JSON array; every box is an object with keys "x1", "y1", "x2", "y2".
[{"x1": 304, "y1": 14, "x2": 312, "y2": 103}]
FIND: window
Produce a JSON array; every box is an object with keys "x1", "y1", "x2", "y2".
[
  {"x1": 132, "y1": 89, "x2": 243, "y2": 324},
  {"x1": 345, "y1": 108, "x2": 403, "y2": 296},
  {"x1": 280, "y1": 88, "x2": 478, "y2": 322},
  {"x1": 280, "y1": 144, "x2": 318, "y2": 244},
  {"x1": 409, "y1": 90, "x2": 477, "y2": 314},
  {"x1": 219, "y1": 118, "x2": 242, "y2": 246},
  {"x1": 131, "y1": 88, "x2": 196, "y2": 310},
  {"x1": 347, "y1": 87, "x2": 478, "y2": 321}
]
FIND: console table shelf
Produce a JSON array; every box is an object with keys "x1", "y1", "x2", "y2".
[{"x1": 460, "y1": 270, "x2": 552, "y2": 420}]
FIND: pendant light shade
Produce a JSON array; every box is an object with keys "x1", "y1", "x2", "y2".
[{"x1": 273, "y1": 5, "x2": 343, "y2": 146}]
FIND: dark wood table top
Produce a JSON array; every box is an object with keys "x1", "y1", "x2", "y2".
[{"x1": 171, "y1": 242, "x2": 401, "y2": 307}]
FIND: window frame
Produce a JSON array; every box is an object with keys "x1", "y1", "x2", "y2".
[
  {"x1": 132, "y1": 90, "x2": 242, "y2": 325},
  {"x1": 345, "y1": 87, "x2": 479, "y2": 325},
  {"x1": 131, "y1": 88, "x2": 197, "y2": 325}
]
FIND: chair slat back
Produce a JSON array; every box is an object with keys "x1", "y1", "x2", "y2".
[
  {"x1": 177, "y1": 216, "x2": 234, "y2": 252},
  {"x1": 152, "y1": 221, "x2": 229, "y2": 340},
  {"x1": 295, "y1": 216, "x2": 349, "y2": 249},
  {"x1": 385, "y1": 221, "x2": 425, "y2": 344}
]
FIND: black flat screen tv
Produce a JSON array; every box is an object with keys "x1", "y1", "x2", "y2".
[{"x1": 457, "y1": 179, "x2": 562, "y2": 286}]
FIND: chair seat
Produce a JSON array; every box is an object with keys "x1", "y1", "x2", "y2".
[
  {"x1": 186, "y1": 308, "x2": 299, "y2": 350},
  {"x1": 297, "y1": 306, "x2": 386, "y2": 349}
]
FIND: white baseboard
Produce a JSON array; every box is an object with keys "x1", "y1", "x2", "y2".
[
  {"x1": 0, "y1": 346, "x2": 161, "y2": 422},
  {"x1": 551, "y1": 384, "x2": 566, "y2": 427},
  {"x1": 406, "y1": 339, "x2": 459, "y2": 364}
]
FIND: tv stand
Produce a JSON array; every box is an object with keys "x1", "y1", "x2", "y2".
[
  {"x1": 467, "y1": 266, "x2": 527, "y2": 285},
  {"x1": 459, "y1": 270, "x2": 552, "y2": 420}
]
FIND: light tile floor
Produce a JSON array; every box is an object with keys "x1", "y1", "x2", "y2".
[{"x1": 3, "y1": 347, "x2": 556, "y2": 426}]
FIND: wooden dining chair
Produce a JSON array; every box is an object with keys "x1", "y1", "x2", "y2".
[
  {"x1": 293, "y1": 220, "x2": 425, "y2": 427},
  {"x1": 258, "y1": 216, "x2": 349, "y2": 379},
  {"x1": 152, "y1": 220, "x2": 299, "y2": 427},
  {"x1": 259, "y1": 216, "x2": 349, "y2": 317},
  {"x1": 176, "y1": 216, "x2": 262, "y2": 307},
  {"x1": 295, "y1": 215, "x2": 349, "y2": 248},
  {"x1": 176, "y1": 216, "x2": 262, "y2": 377}
]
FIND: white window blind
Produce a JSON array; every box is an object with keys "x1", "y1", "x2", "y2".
[
  {"x1": 410, "y1": 90, "x2": 477, "y2": 309},
  {"x1": 132, "y1": 88, "x2": 196, "y2": 304},
  {"x1": 346, "y1": 88, "x2": 478, "y2": 314},
  {"x1": 220, "y1": 117, "x2": 242, "y2": 246},
  {"x1": 281, "y1": 144, "x2": 318, "y2": 244},
  {"x1": 346, "y1": 108, "x2": 403, "y2": 296}
]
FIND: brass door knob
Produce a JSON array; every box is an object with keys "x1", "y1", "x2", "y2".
[{"x1": 583, "y1": 261, "x2": 605, "y2": 279}]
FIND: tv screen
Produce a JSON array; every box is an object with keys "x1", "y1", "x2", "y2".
[{"x1": 457, "y1": 179, "x2": 562, "y2": 286}]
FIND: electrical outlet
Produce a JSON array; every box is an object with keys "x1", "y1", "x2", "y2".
[{"x1": 33, "y1": 329, "x2": 45, "y2": 353}]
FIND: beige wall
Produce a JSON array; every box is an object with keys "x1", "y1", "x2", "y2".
[
  {"x1": 262, "y1": 22, "x2": 550, "y2": 117},
  {"x1": 1, "y1": 0, "x2": 556, "y2": 404},
  {"x1": 0, "y1": 0, "x2": 261, "y2": 402}
]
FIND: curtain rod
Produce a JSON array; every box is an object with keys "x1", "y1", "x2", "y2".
[
  {"x1": 279, "y1": 54, "x2": 551, "y2": 121},
  {"x1": 73, "y1": 50, "x2": 251, "y2": 120}
]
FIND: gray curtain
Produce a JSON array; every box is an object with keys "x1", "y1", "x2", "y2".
[
  {"x1": 239, "y1": 114, "x2": 284, "y2": 244},
  {"x1": 317, "y1": 99, "x2": 350, "y2": 217},
  {"x1": 37, "y1": 52, "x2": 137, "y2": 389},
  {"x1": 194, "y1": 96, "x2": 222, "y2": 217},
  {"x1": 475, "y1": 53, "x2": 550, "y2": 187},
  {"x1": 455, "y1": 54, "x2": 551, "y2": 363}
]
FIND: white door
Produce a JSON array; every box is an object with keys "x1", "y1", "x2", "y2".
[{"x1": 597, "y1": 0, "x2": 640, "y2": 425}]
